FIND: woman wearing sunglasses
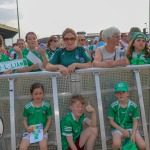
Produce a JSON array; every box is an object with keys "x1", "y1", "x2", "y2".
[
  {"x1": 46, "y1": 28, "x2": 91, "y2": 75},
  {"x1": 46, "y1": 35, "x2": 59, "y2": 60}
]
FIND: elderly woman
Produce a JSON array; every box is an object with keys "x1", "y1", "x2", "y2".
[
  {"x1": 93, "y1": 26, "x2": 129, "y2": 68},
  {"x1": 46, "y1": 28, "x2": 91, "y2": 75}
]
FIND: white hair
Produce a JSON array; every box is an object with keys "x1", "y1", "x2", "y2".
[{"x1": 102, "y1": 26, "x2": 120, "y2": 42}]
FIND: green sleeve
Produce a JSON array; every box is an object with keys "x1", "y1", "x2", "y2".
[
  {"x1": 23, "y1": 107, "x2": 28, "y2": 119},
  {"x1": 132, "y1": 106, "x2": 140, "y2": 119},
  {"x1": 61, "y1": 119, "x2": 72, "y2": 136},
  {"x1": 108, "y1": 106, "x2": 115, "y2": 119}
]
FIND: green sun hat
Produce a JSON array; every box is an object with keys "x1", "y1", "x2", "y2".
[
  {"x1": 132, "y1": 32, "x2": 147, "y2": 41},
  {"x1": 115, "y1": 82, "x2": 128, "y2": 93}
]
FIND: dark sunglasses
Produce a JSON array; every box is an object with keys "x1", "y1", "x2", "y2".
[
  {"x1": 53, "y1": 40, "x2": 58, "y2": 42},
  {"x1": 64, "y1": 37, "x2": 76, "y2": 42},
  {"x1": 80, "y1": 39, "x2": 85, "y2": 41}
]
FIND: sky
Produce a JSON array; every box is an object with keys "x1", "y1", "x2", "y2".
[{"x1": 0, "y1": 0, "x2": 149, "y2": 45}]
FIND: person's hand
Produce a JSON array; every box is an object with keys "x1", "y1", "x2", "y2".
[
  {"x1": 121, "y1": 129, "x2": 130, "y2": 138},
  {"x1": 30, "y1": 64, "x2": 40, "y2": 71},
  {"x1": 26, "y1": 126, "x2": 33, "y2": 133},
  {"x1": 85, "y1": 101, "x2": 95, "y2": 113},
  {"x1": 105, "y1": 60, "x2": 114, "y2": 67},
  {"x1": 43, "y1": 129, "x2": 47, "y2": 135},
  {"x1": 1, "y1": 69, "x2": 13, "y2": 74},
  {"x1": 14, "y1": 46, "x2": 21, "y2": 54},
  {"x1": 68, "y1": 63, "x2": 77, "y2": 74},
  {"x1": 130, "y1": 134, "x2": 136, "y2": 143},
  {"x1": 58, "y1": 65, "x2": 69, "y2": 75},
  {"x1": 115, "y1": 58, "x2": 127, "y2": 66},
  {"x1": 36, "y1": 47, "x2": 46, "y2": 56}
]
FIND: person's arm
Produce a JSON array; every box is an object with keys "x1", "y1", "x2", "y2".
[
  {"x1": 93, "y1": 48, "x2": 113, "y2": 68},
  {"x1": 17, "y1": 64, "x2": 40, "y2": 73},
  {"x1": 23, "y1": 118, "x2": 33, "y2": 133},
  {"x1": 73, "y1": 61, "x2": 92, "y2": 69},
  {"x1": 43, "y1": 117, "x2": 52, "y2": 134},
  {"x1": 36, "y1": 48, "x2": 48, "y2": 68},
  {"x1": 66, "y1": 136, "x2": 78, "y2": 150},
  {"x1": 131, "y1": 119, "x2": 138, "y2": 142},
  {"x1": 14, "y1": 46, "x2": 23, "y2": 59},
  {"x1": 84, "y1": 101, "x2": 97, "y2": 127}
]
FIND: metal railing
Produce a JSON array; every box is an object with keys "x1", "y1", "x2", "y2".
[{"x1": 0, "y1": 65, "x2": 150, "y2": 150}]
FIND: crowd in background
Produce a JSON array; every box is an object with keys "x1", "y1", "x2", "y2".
[
  {"x1": 0, "y1": 26, "x2": 149, "y2": 150},
  {"x1": 0, "y1": 26, "x2": 150, "y2": 75}
]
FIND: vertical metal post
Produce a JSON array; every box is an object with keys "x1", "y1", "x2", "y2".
[
  {"x1": 149, "y1": 0, "x2": 150, "y2": 33},
  {"x1": 51, "y1": 76, "x2": 62, "y2": 150},
  {"x1": 94, "y1": 73, "x2": 107, "y2": 150},
  {"x1": 9, "y1": 78, "x2": 16, "y2": 150},
  {"x1": 16, "y1": 0, "x2": 20, "y2": 38},
  {"x1": 134, "y1": 70, "x2": 149, "y2": 150}
]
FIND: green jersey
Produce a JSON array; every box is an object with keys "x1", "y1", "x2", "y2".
[
  {"x1": 49, "y1": 46, "x2": 91, "y2": 67},
  {"x1": 0, "y1": 54, "x2": 10, "y2": 62},
  {"x1": 46, "y1": 48, "x2": 58, "y2": 61},
  {"x1": 22, "y1": 48, "x2": 47, "y2": 72},
  {"x1": 108, "y1": 99, "x2": 139, "y2": 130},
  {"x1": 23, "y1": 101, "x2": 52, "y2": 128},
  {"x1": 60, "y1": 112, "x2": 86, "y2": 150},
  {"x1": 128, "y1": 50, "x2": 150, "y2": 65}
]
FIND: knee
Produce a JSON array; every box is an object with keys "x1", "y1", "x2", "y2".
[
  {"x1": 138, "y1": 143, "x2": 146, "y2": 150},
  {"x1": 40, "y1": 144, "x2": 47, "y2": 150},
  {"x1": 19, "y1": 146, "x2": 26, "y2": 150},
  {"x1": 90, "y1": 127, "x2": 98, "y2": 136},
  {"x1": 112, "y1": 142, "x2": 121, "y2": 149}
]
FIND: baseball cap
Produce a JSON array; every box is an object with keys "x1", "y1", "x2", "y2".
[
  {"x1": 114, "y1": 82, "x2": 128, "y2": 93},
  {"x1": 94, "y1": 37, "x2": 99, "y2": 41},
  {"x1": 132, "y1": 32, "x2": 147, "y2": 41}
]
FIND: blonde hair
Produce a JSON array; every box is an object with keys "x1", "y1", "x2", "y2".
[
  {"x1": 62, "y1": 28, "x2": 77, "y2": 40},
  {"x1": 71, "y1": 95, "x2": 86, "y2": 105}
]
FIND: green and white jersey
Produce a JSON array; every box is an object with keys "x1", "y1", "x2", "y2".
[
  {"x1": 108, "y1": 99, "x2": 139, "y2": 130},
  {"x1": 128, "y1": 50, "x2": 150, "y2": 65},
  {"x1": 46, "y1": 48, "x2": 58, "y2": 61},
  {"x1": 49, "y1": 46, "x2": 91, "y2": 67},
  {"x1": 23, "y1": 101, "x2": 52, "y2": 128},
  {"x1": 22, "y1": 48, "x2": 48, "y2": 72},
  {"x1": 0, "y1": 54, "x2": 10, "y2": 62},
  {"x1": 60, "y1": 112, "x2": 87, "y2": 150}
]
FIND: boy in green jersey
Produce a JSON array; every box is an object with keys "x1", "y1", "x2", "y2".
[
  {"x1": 108, "y1": 82, "x2": 146, "y2": 150},
  {"x1": 60, "y1": 95, "x2": 98, "y2": 150}
]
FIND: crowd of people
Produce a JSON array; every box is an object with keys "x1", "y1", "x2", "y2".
[{"x1": 0, "y1": 26, "x2": 149, "y2": 150}]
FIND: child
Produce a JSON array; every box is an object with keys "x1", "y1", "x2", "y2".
[
  {"x1": 19, "y1": 83, "x2": 52, "y2": 150},
  {"x1": 108, "y1": 82, "x2": 146, "y2": 150},
  {"x1": 60, "y1": 95, "x2": 98, "y2": 150},
  {"x1": 126, "y1": 32, "x2": 150, "y2": 65}
]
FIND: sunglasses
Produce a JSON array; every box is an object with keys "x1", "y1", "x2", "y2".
[
  {"x1": 53, "y1": 40, "x2": 58, "y2": 42},
  {"x1": 80, "y1": 39, "x2": 85, "y2": 41},
  {"x1": 64, "y1": 37, "x2": 76, "y2": 42}
]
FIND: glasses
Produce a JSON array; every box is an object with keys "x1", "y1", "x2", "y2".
[
  {"x1": 64, "y1": 37, "x2": 76, "y2": 42},
  {"x1": 53, "y1": 40, "x2": 58, "y2": 42},
  {"x1": 80, "y1": 39, "x2": 85, "y2": 41},
  {"x1": 113, "y1": 35, "x2": 121, "y2": 39}
]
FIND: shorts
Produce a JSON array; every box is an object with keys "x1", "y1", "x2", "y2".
[
  {"x1": 67, "y1": 137, "x2": 84, "y2": 150},
  {"x1": 22, "y1": 132, "x2": 48, "y2": 140},
  {"x1": 112, "y1": 129, "x2": 140, "y2": 137}
]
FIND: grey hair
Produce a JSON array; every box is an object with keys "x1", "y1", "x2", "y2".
[{"x1": 102, "y1": 26, "x2": 120, "y2": 42}]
